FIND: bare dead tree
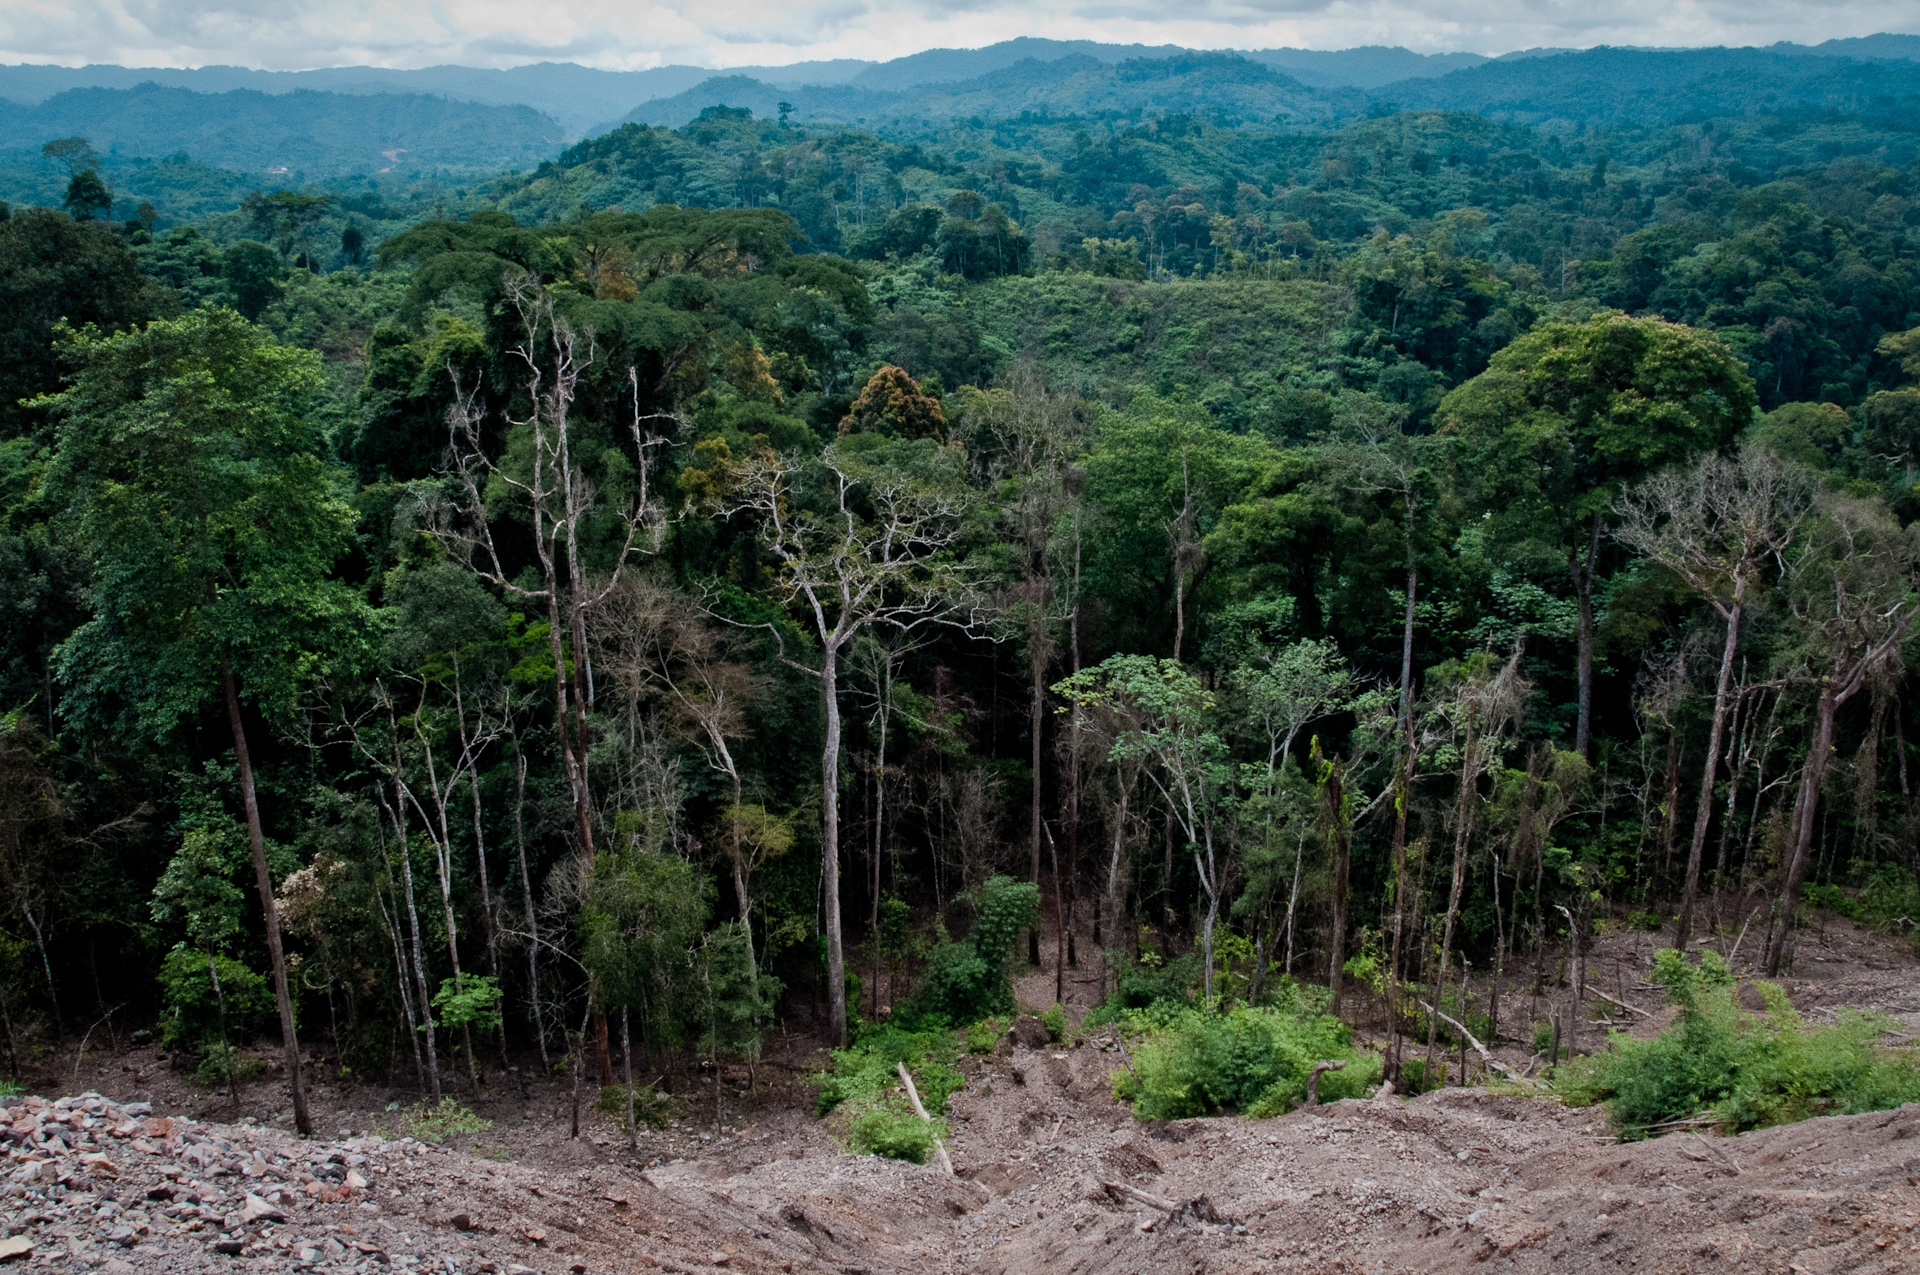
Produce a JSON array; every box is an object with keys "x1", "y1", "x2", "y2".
[
  {"x1": 716, "y1": 442, "x2": 983, "y2": 1045},
  {"x1": 434, "y1": 274, "x2": 673, "y2": 867},
  {"x1": 1425, "y1": 648, "x2": 1528, "y2": 1073},
  {"x1": 433, "y1": 274, "x2": 674, "y2": 1082},
  {"x1": 1617, "y1": 444, "x2": 1815, "y2": 947},
  {"x1": 1764, "y1": 494, "x2": 1920, "y2": 975}
]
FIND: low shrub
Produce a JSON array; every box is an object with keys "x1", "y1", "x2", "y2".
[
  {"x1": 813, "y1": 1024, "x2": 963, "y2": 1163},
  {"x1": 192, "y1": 1049, "x2": 264, "y2": 1090},
  {"x1": 962, "y1": 1017, "x2": 1004, "y2": 1055},
  {"x1": 896, "y1": 876, "x2": 1039, "y2": 1027},
  {"x1": 1041, "y1": 1003, "x2": 1068, "y2": 1042},
  {"x1": 846, "y1": 1107, "x2": 942, "y2": 1163},
  {"x1": 1084, "y1": 951, "x2": 1203, "y2": 1026},
  {"x1": 390, "y1": 1097, "x2": 492, "y2": 1142},
  {"x1": 1109, "y1": 988, "x2": 1377, "y2": 1120},
  {"x1": 1560, "y1": 948, "x2": 1920, "y2": 1138},
  {"x1": 596, "y1": 1083, "x2": 687, "y2": 1129}
]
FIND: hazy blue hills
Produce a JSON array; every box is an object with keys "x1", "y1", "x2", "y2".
[
  {"x1": 1379, "y1": 44, "x2": 1920, "y2": 125},
  {"x1": 0, "y1": 84, "x2": 566, "y2": 178},
  {"x1": 611, "y1": 41, "x2": 1920, "y2": 135}
]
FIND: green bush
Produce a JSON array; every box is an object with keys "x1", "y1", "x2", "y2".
[
  {"x1": 390, "y1": 1098, "x2": 492, "y2": 1143},
  {"x1": 596, "y1": 1083, "x2": 687, "y2": 1129},
  {"x1": 1041, "y1": 1003, "x2": 1068, "y2": 1042},
  {"x1": 192, "y1": 1050, "x2": 264, "y2": 1089},
  {"x1": 1113, "y1": 991, "x2": 1377, "y2": 1120},
  {"x1": 813, "y1": 1024, "x2": 962, "y2": 1163},
  {"x1": 158, "y1": 945, "x2": 272, "y2": 1051},
  {"x1": 1560, "y1": 948, "x2": 1920, "y2": 1138},
  {"x1": 897, "y1": 876, "x2": 1039, "y2": 1027},
  {"x1": 1085, "y1": 951, "x2": 1203, "y2": 1026},
  {"x1": 962, "y1": 1017, "x2": 1004, "y2": 1055},
  {"x1": 846, "y1": 1107, "x2": 944, "y2": 1163}
]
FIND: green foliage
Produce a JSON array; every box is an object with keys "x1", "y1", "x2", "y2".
[
  {"x1": 431, "y1": 973, "x2": 503, "y2": 1032},
  {"x1": 962, "y1": 1017, "x2": 1004, "y2": 1055},
  {"x1": 1087, "y1": 952, "x2": 1204, "y2": 1024},
  {"x1": 388, "y1": 1097, "x2": 493, "y2": 1143},
  {"x1": 814, "y1": 1024, "x2": 961, "y2": 1164},
  {"x1": 192, "y1": 1050, "x2": 264, "y2": 1090},
  {"x1": 1561, "y1": 949, "x2": 1920, "y2": 1137},
  {"x1": 845, "y1": 1107, "x2": 944, "y2": 1164},
  {"x1": 42, "y1": 307, "x2": 369, "y2": 737},
  {"x1": 1113, "y1": 994, "x2": 1377, "y2": 1120},
  {"x1": 156, "y1": 945, "x2": 270, "y2": 1051},
  {"x1": 1041, "y1": 1004, "x2": 1068, "y2": 1042},
  {"x1": 596, "y1": 1083, "x2": 686, "y2": 1129},
  {"x1": 898, "y1": 876, "x2": 1039, "y2": 1027}
]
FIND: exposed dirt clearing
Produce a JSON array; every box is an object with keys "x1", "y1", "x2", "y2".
[{"x1": 14, "y1": 914, "x2": 1920, "y2": 1273}]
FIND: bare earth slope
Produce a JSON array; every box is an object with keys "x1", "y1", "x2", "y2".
[{"x1": 7, "y1": 917, "x2": 1919, "y2": 1274}]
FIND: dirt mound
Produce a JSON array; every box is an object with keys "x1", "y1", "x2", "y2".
[
  {"x1": 16, "y1": 916, "x2": 1920, "y2": 1273},
  {"x1": 11, "y1": 1054, "x2": 1920, "y2": 1275}
]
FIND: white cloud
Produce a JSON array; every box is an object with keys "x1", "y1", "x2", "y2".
[{"x1": 3, "y1": 0, "x2": 1914, "y2": 70}]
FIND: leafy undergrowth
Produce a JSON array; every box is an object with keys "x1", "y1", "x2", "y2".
[
  {"x1": 386, "y1": 1097, "x2": 493, "y2": 1143},
  {"x1": 814, "y1": 1025, "x2": 965, "y2": 1164},
  {"x1": 1561, "y1": 948, "x2": 1920, "y2": 1139},
  {"x1": 1108, "y1": 987, "x2": 1378, "y2": 1120}
]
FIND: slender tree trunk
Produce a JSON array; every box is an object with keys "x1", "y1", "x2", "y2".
[
  {"x1": 512, "y1": 749, "x2": 550, "y2": 1072},
  {"x1": 208, "y1": 949, "x2": 239, "y2": 1104},
  {"x1": 372, "y1": 809, "x2": 426, "y2": 1090},
  {"x1": 1766, "y1": 688, "x2": 1842, "y2": 976},
  {"x1": 454, "y1": 659, "x2": 509, "y2": 1067},
  {"x1": 1572, "y1": 514, "x2": 1601, "y2": 758},
  {"x1": 1426, "y1": 740, "x2": 1478, "y2": 1073},
  {"x1": 221, "y1": 659, "x2": 311, "y2": 1136},
  {"x1": 1675, "y1": 596, "x2": 1744, "y2": 946},
  {"x1": 1385, "y1": 756, "x2": 1412, "y2": 1083},
  {"x1": 1068, "y1": 526, "x2": 1083, "y2": 971},
  {"x1": 822, "y1": 645, "x2": 848, "y2": 1046},
  {"x1": 390, "y1": 745, "x2": 441, "y2": 1102},
  {"x1": 1398, "y1": 556, "x2": 1418, "y2": 726},
  {"x1": 1324, "y1": 757, "x2": 1351, "y2": 1016},
  {"x1": 1029, "y1": 606, "x2": 1046, "y2": 967}
]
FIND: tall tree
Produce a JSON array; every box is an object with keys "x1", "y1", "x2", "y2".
[
  {"x1": 1764, "y1": 494, "x2": 1920, "y2": 975},
  {"x1": 1615, "y1": 445, "x2": 1815, "y2": 946},
  {"x1": 43, "y1": 309, "x2": 368, "y2": 1136},
  {"x1": 719, "y1": 430, "x2": 979, "y2": 1045},
  {"x1": 963, "y1": 373, "x2": 1085, "y2": 967},
  {"x1": 1440, "y1": 311, "x2": 1757, "y2": 755}
]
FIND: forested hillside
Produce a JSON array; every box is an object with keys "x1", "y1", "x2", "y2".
[
  {"x1": 2, "y1": 43, "x2": 1919, "y2": 1144},
  {"x1": 0, "y1": 85, "x2": 568, "y2": 179}
]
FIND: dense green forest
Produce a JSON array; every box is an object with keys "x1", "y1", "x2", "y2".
[{"x1": 2, "y1": 56, "x2": 1919, "y2": 1134}]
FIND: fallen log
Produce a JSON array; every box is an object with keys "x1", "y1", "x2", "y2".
[
  {"x1": 896, "y1": 1062, "x2": 955, "y2": 1176},
  {"x1": 1419, "y1": 1001, "x2": 1542, "y2": 1089},
  {"x1": 1304, "y1": 1059, "x2": 1346, "y2": 1108},
  {"x1": 1584, "y1": 985, "x2": 1652, "y2": 1018}
]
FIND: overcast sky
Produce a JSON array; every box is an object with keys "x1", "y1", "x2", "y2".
[{"x1": 3, "y1": 0, "x2": 1915, "y2": 70}]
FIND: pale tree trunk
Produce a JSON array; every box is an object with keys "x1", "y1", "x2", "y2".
[
  {"x1": 1674, "y1": 589, "x2": 1745, "y2": 946},
  {"x1": 453, "y1": 658, "x2": 509, "y2": 1067},
  {"x1": 389, "y1": 739, "x2": 441, "y2": 1102},
  {"x1": 1765, "y1": 688, "x2": 1842, "y2": 975},
  {"x1": 1572, "y1": 514, "x2": 1601, "y2": 758},
  {"x1": 221, "y1": 659, "x2": 311, "y2": 1135},
  {"x1": 822, "y1": 645, "x2": 848, "y2": 1046},
  {"x1": 512, "y1": 749, "x2": 550, "y2": 1072},
  {"x1": 1029, "y1": 611, "x2": 1046, "y2": 967}
]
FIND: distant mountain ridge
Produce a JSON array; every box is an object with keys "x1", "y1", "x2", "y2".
[
  {"x1": 0, "y1": 84, "x2": 563, "y2": 178},
  {"x1": 1, "y1": 35, "x2": 1915, "y2": 183}
]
